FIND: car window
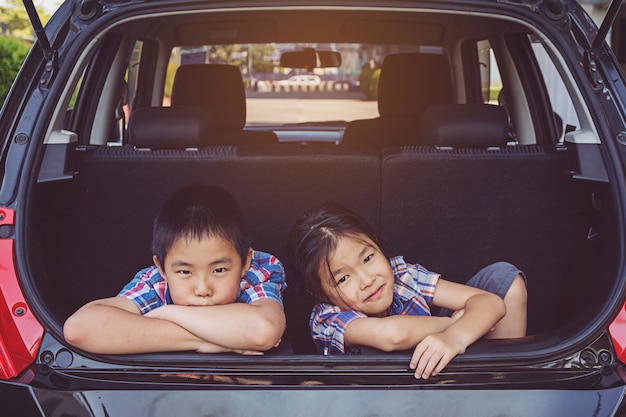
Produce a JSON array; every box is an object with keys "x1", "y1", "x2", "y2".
[
  {"x1": 163, "y1": 43, "x2": 438, "y2": 127},
  {"x1": 529, "y1": 37, "x2": 580, "y2": 140},
  {"x1": 476, "y1": 39, "x2": 503, "y2": 105},
  {"x1": 126, "y1": 40, "x2": 143, "y2": 113}
]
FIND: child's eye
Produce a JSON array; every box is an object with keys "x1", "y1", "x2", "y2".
[
  {"x1": 213, "y1": 267, "x2": 227, "y2": 274},
  {"x1": 336, "y1": 275, "x2": 349, "y2": 285},
  {"x1": 363, "y1": 253, "x2": 374, "y2": 264},
  {"x1": 176, "y1": 269, "x2": 191, "y2": 276}
]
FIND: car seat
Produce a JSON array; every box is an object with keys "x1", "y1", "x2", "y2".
[
  {"x1": 171, "y1": 64, "x2": 278, "y2": 145},
  {"x1": 341, "y1": 52, "x2": 454, "y2": 148}
]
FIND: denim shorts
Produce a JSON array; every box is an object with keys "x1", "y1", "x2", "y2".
[{"x1": 438, "y1": 262, "x2": 525, "y2": 317}]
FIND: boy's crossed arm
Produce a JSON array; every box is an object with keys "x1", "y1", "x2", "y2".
[
  {"x1": 63, "y1": 296, "x2": 285, "y2": 354},
  {"x1": 145, "y1": 298, "x2": 285, "y2": 351}
]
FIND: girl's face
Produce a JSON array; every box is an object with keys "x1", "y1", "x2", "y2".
[{"x1": 319, "y1": 233, "x2": 395, "y2": 317}]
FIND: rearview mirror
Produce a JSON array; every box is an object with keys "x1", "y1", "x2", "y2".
[{"x1": 280, "y1": 47, "x2": 342, "y2": 70}]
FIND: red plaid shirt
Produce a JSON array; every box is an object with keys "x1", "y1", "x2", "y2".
[{"x1": 118, "y1": 250, "x2": 286, "y2": 314}]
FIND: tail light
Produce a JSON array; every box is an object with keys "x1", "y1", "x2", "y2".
[
  {"x1": 0, "y1": 207, "x2": 43, "y2": 379},
  {"x1": 609, "y1": 301, "x2": 626, "y2": 365}
]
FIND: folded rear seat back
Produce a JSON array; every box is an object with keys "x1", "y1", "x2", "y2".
[{"x1": 380, "y1": 103, "x2": 594, "y2": 336}]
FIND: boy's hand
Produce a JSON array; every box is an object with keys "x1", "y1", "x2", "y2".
[
  {"x1": 144, "y1": 305, "x2": 168, "y2": 319},
  {"x1": 409, "y1": 332, "x2": 466, "y2": 379},
  {"x1": 196, "y1": 338, "x2": 281, "y2": 355},
  {"x1": 195, "y1": 341, "x2": 263, "y2": 355},
  {"x1": 450, "y1": 309, "x2": 465, "y2": 321},
  {"x1": 235, "y1": 349, "x2": 264, "y2": 355}
]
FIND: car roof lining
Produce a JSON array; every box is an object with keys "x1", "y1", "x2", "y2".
[{"x1": 117, "y1": 9, "x2": 529, "y2": 47}]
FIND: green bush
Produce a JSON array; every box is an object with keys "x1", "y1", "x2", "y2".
[
  {"x1": 0, "y1": 36, "x2": 31, "y2": 106},
  {"x1": 368, "y1": 68, "x2": 381, "y2": 100},
  {"x1": 489, "y1": 86, "x2": 502, "y2": 103},
  {"x1": 164, "y1": 61, "x2": 178, "y2": 99},
  {"x1": 358, "y1": 65, "x2": 381, "y2": 100}
]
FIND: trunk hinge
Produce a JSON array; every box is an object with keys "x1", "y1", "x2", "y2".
[
  {"x1": 585, "y1": 0, "x2": 624, "y2": 88},
  {"x1": 584, "y1": 50, "x2": 604, "y2": 90},
  {"x1": 585, "y1": 0, "x2": 624, "y2": 89},
  {"x1": 22, "y1": 0, "x2": 57, "y2": 89}
]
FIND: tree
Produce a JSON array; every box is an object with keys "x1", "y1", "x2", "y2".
[
  {"x1": 0, "y1": 0, "x2": 54, "y2": 106},
  {"x1": 0, "y1": 0, "x2": 52, "y2": 39},
  {"x1": 0, "y1": 36, "x2": 31, "y2": 105}
]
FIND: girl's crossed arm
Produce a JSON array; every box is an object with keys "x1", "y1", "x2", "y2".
[
  {"x1": 344, "y1": 314, "x2": 456, "y2": 352},
  {"x1": 343, "y1": 278, "x2": 505, "y2": 380}
]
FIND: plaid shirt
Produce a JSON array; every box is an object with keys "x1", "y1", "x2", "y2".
[
  {"x1": 310, "y1": 256, "x2": 439, "y2": 354},
  {"x1": 118, "y1": 250, "x2": 286, "y2": 314}
]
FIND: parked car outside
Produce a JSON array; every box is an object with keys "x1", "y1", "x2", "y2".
[
  {"x1": 274, "y1": 74, "x2": 323, "y2": 90},
  {"x1": 2, "y1": 0, "x2": 626, "y2": 416}
]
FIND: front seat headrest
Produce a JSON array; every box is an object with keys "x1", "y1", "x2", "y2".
[{"x1": 171, "y1": 64, "x2": 246, "y2": 131}]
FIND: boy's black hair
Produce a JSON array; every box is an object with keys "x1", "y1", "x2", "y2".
[
  {"x1": 152, "y1": 184, "x2": 251, "y2": 266},
  {"x1": 288, "y1": 202, "x2": 391, "y2": 303}
]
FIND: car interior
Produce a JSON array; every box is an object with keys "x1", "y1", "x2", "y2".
[{"x1": 30, "y1": 5, "x2": 617, "y2": 359}]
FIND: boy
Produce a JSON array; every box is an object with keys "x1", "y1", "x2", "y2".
[{"x1": 63, "y1": 184, "x2": 286, "y2": 354}]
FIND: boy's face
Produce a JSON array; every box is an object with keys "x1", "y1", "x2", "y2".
[
  {"x1": 319, "y1": 234, "x2": 394, "y2": 317},
  {"x1": 154, "y1": 234, "x2": 251, "y2": 306}
]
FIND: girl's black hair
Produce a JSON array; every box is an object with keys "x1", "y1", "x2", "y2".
[
  {"x1": 287, "y1": 203, "x2": 391, "y2": 303},
  {"x1": 152, "y1": 184, "x2": 251, "y2": 266}
]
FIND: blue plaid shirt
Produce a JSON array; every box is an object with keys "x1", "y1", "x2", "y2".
[
  {"x1": 310, "y1": 256, "x2": 439, "y2": 354},
  {"x1": 118, "y1": 250, "x2": 286, "y2": 314}
]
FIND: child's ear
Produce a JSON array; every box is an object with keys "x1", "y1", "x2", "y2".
[
  {"x1": 153, "y1": 255, "x2": 166, "y2": 278},
  {"x1": 241, "y1": 248, "x2": 253, "y2": 278}
]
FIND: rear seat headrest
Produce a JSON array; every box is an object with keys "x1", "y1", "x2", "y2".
[
  {"x1": 128, "y1": 106, "x2": 215, "y2": 148},
  {"x1": 421, "y1": 104, "x2": 509, "y2": 147},
  {"x1": 378, "y1": 53, "x2": 453, "y2": 118}
]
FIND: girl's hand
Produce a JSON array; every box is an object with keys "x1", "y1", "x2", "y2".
[{"x1": 409, "y1": 332, "x2": 466, "y2": 379}]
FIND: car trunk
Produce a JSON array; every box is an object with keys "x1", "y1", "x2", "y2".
[
  {"x1": 27, "y1": 138, "x2": 618, "y2": 355},
  {"x1": 13, "y1": 0, "x2": 626, "y2": 366}
]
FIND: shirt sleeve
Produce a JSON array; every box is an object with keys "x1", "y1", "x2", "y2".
[
  {"x1": 117, "y1": 266, "x2": 168, "y2": 314},
  {"x1": 239, "y1": 250, "x2": 287, "y2": 306},
  {"x1": 408, "y1": 263, "x2": 439, "y2": 306},
  {"x1": 391, "y1": 256, "x2": 440, "y2": 315},
  {"x1": 310, "y1": 303, "x2": 367, "y2": 354}
]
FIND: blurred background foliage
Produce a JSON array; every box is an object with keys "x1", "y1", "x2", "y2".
[
  {"x1": 0, "y1": 0, "x2": 54, "y2": 106},
  {"x1": 0, "y1": 36, "x2": 31, "y2": 105}
]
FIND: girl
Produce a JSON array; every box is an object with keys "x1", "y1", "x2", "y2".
[{"x1": 288, "y1": 203, "x2": 527, "y2": 379}]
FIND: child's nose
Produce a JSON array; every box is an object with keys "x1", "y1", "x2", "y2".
[
  {"x1": 194, "y1": 277, "x2": 212, "y2": 296},
  {"x1": 359, "y1": 273, "x2": 375, "y2": 289}
]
